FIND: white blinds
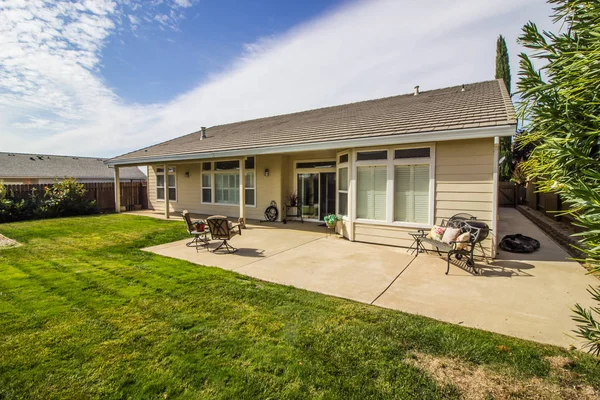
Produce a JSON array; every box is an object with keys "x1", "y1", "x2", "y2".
[
  {"x1": 357, "y1": 166, "x2": 387, "y2": 220},
  {"x1": 394, "y1": 165, "x2": 429, "y2": 223}
]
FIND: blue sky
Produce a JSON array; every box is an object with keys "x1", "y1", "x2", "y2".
[
  {"x1": 102, "y1": 0, "x2": 345, "y2": 104},
  {"x1": 0, "y1": 0, "x2": 554, "y2": 158}
]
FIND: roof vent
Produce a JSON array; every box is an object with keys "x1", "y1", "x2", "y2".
[
  {"x1": 30, "y1": 157, "x2": 35, "y2": 161},
  {"x1": 200, "y1": 127, "x2": 207, "y2": 140},
  {"x1": 461, "y1": 84, "x2": 465, "y2": 92},
  {"x1": 413, "y1": 85, "x2": 420, "y2": 96},
  {"x1": 37, "y1": 155, "x2": 44, "y2": 160}
]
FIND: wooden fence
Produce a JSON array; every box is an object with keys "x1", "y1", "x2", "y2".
[
  {"x1": 519, "y1": 181, "x2": 582, "y2": 232},
  {"x1": 3, "y1": 182, "x2": 148, "y2": 213}
]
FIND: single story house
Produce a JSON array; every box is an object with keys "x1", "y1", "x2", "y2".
[
  {"x1": 0, "y1": 152, "x2": 147, "y2": 184},
  {"x1": 106, "y1": 80, "x2": 516, "y2": 256}
]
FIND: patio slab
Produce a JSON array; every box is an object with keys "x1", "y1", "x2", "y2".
[
  {"x1": 373, "y1": 207, "x2": 597, "y2": 347},
  {"x1": 141, "y1": 208, "x2": 598, "y2": 348}
]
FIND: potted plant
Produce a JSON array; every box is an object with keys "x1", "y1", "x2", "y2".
[
  {"x1": 286, "y1": 193, "x2": 298, "y2": 207},
  {"x1": 324, "y1": 214, "x2": 340, "y2": 229},
  {"x1": 194, "y1": 219, "x2": 206, "y2": 232}
]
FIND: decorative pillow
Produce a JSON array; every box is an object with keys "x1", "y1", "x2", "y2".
[
  {"x1": 453, "y1": 232, "x2": 471, "y2": 250},
  {"x1": 429, "y1": 225, "x2": 446, "y2": 241},
  {"x1": 441, "y1": 227, "x2": 462, "y2": 244}
]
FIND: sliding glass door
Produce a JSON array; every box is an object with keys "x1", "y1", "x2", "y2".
[{"x1": 297, "y1": 173, "x2": 319, "y2": 219}]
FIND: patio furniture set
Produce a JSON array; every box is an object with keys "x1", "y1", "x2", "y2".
[
  {"x1": 408, "y1": 213, "x2": 490, "y2": 275},
  {"x1": 182, "y1": 211, "x2": 242, "y2": 254}
]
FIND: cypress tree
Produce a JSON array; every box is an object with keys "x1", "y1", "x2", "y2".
[{"x1": 496, "y1": 35, "x2": 513, "y2": 181}]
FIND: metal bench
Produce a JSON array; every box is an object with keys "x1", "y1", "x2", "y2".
[{"x1": 413, "y1": 213, "x2": 490, "y2": 274}]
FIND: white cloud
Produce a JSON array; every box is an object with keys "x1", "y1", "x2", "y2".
[{"x1": 1, "y1": 0, "x2": 554, "y2": 158}]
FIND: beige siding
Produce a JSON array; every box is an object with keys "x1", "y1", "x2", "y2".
[
  {"x1": 148, "y1": 156, "x2": 283, "y2": 221},
  {"x1": 0, "y1": 178, "x2": 38, "y2": 184},
  {"x1": 352, "y1": 138, "x2": 494, "y2": 255}
]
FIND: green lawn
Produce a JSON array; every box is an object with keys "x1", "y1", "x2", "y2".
[{"x1": 0, "y1": 215, "x2": 599, "y2": 399}]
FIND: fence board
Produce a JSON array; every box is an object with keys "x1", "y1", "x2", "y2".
[{"x1": 3, "y1": 182, "x2": 147, "y2": 213}]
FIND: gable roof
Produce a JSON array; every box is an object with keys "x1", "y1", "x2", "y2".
[
  {"x1": 0, "y1": 152, "x2": 147, "y2": 180},
  {"x1": 108, "y1": 79, "x2": 516, "y2": 165}
]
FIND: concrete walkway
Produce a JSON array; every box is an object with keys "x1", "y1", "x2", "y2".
[{"x1": 142, "y1": 208, "x2": 598, "y2": 348}]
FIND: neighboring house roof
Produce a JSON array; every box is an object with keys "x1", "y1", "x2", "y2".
[
  {"x1": 0, "y1": 152, "x2": 147, "y2": 180},
  {"x1": 108, "y1": 79, "x2": 516, "y2": 166}
]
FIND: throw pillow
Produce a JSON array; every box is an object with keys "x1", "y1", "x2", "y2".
[
  {"x1": 429, "y1": 225, "x2": 446, "y2": 241},
  {"x1": 441, "y1": 227, "x2": 462, "y2": 244},
  {"x1": 453, "y1": 232, "x2": 471, "y2": 250}
]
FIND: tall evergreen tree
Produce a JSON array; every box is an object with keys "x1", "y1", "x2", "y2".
[{"x1": 496, "y1": 35, "x2": 513, "y2": 181}]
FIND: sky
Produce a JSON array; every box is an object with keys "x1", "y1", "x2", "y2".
[{"x1": 0, "y1": 0, "x2": 555, "y2": 159}]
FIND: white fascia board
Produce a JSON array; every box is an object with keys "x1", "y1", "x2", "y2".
[{"x1": 106, "y1": 124, "x2": 516, "y2": 166}]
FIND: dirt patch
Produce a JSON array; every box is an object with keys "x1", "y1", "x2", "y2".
[
  {"x1": 0, "y1": 233, "x2": 19, "y2": 249},
  {"x1": 407, "y1": 352, "x2": 598, "y2": 399}
]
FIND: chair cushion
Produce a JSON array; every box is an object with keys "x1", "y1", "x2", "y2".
[
  {"x1": 428, "y1": 225, "x2": 446, "y2": 241},
  {"x1": 441, "y1": 227, "x2": 461, "y2": 244},
  {"x1": 453, "y1": 232, "x2": 471, "y2": 250}
]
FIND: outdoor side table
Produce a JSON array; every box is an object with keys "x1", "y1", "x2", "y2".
[{"x1": 408, "y1": 231, "x2": 427, "y2": 255}]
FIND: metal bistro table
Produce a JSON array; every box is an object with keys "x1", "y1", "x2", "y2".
[
  {"x1": 407, "y1": 231, "x2": 428, "y2": 255},
  {"x1": 186, "y1": 228, "x2": 211, "y2": 251}
]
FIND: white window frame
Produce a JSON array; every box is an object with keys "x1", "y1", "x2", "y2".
[
  {"x1": 293, "y1": 158, "x2": 337, "y2": 222},
  {"x1": 156, "y1": 166, "x2": 177, "y2": 202},
  {"x1": 336, "y1": 152, "x2": 349, "y2": 218},
  {"x1": 199, "y1": 158, "x2": 256, "y2": 207},
  {"x1": 353, "y1": 144, "x2": 435, "y2": 228}
]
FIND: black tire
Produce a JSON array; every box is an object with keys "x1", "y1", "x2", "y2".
[{"x1": 264, "y1": 206, "x2": 278, "y2": 222}]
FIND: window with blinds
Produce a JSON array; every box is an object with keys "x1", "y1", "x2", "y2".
[
  {"x1": 394, "y1": 164, "x2": 429, "y2": 223},
  {"x1": 357, "y1": 166, "x2": 387, "y2": 220}
]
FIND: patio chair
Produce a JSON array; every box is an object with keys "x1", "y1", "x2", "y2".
[
  {"x1": 182, "y1": 210, "x2": 208, "y2": 251},
  {"x1": 207, "y1": 215, "x2": 242, "y2": 253}
]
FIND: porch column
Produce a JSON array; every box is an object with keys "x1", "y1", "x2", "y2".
[
  {"x1": 239, "y1": 157, "x2": 246, "y2": 224},
  {"x1": 164, "y1": 164, "x2": 170, "y2": 219},
  {"x1": 114, "y1": 166, "x2": 121, "y2": 213}
]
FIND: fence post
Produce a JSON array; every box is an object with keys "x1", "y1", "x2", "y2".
[{"x1": 114, "y1": 167, "x2": 121, "y2": 213}]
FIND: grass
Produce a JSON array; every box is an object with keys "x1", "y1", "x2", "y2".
[{"x1": 0, "y1": 214, "x2": 598, "y2": 399}]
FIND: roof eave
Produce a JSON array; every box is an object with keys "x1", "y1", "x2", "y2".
[{"x1": 106, "y1": 123, "x2": 516, "y2": 167}]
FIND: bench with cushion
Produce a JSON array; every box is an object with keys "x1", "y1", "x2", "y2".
[{"x1": 413, "y1": 213, "x2": 489, "y2": 274}]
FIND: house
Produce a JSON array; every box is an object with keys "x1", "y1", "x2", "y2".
[
  {"x1": 0, "y1": 152, "x2": 147, "y2": 184},
  {"x1": 106, "y1": 80, "x2": 516, "y2": 255}
]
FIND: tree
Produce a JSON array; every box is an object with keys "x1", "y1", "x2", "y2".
[
  {"x1": 496, "y1": 35, "x2": 513, "y2": 181},
  {"x1": 516, "y1": 0, "x2": 600, "y2": 356}
]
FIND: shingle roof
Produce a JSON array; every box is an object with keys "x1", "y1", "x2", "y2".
[
  {"x1": 0, "y1": 152, "x2": 147, "y2": 180},
  {"x1": 110, "y1": 79, "x2": 516, "y2": 164}
]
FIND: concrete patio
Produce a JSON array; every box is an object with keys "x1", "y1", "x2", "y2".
[{"x1": 142, "y1": 208, "x2": 598, "y2": 348}]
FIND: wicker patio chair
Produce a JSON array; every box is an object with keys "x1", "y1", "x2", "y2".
[{"x1": 207, "y1": 215, "x2": 242, "y2": 253}]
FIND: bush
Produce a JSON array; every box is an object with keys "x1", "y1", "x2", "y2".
[{"x1": 0, "y1": 179, "x2": 98, "y2": 223}]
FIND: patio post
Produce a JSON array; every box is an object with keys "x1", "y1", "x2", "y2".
[
  {"x1": 114, "y1": 166, "x2": 121, "y2": 213},
  {"x1": 164, "y1": 164, "x2": 170, "y2": 219},
  {"x1": 239, "y1": 157, "x2": 245, "y2": 225}
]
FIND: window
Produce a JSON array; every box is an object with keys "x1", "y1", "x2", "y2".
[
  {"x1": 201, "y1": 172, "x2": 212, "y2": 203},
  {"x1": 215, "y1": 173, "x2": 239, "y2": 204},
  {"x1": 156, "y1": 167, "x2": 176, "y2": 201},
  {"x1": 394, "y1": 165, "x2": 430, "y2": 223},
  {"x1": 394, "y1": 148, "x2": 430, "y2": 159},
  {"x1": 338, "y1": 166, "x2": 348, "y2": 216},
  {"x1": 296, "y1": 160, "x2": 336, "y2": 169},
  {"x1": 339, "y1": 154, "x2": 348, "y2": 164},
  {"x1": 202, "y1": 158, "x2": 255, "y2": 206},
  {"x1": 357, "y1": 150, "x2": 387, "y2": 161},
  {"x1": 357, "y1": 166, "x2": 387, "y2": 220},
  {"x1": 245, "y1": 171, "x2": 255, "y2": 206}
]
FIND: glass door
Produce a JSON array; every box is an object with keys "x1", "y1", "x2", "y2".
[
  {"x1": 319, "y1": 172, "x2": 336, "y2": 220},
  {"x1": 297, "y1": 173, "x2": 319, "y2": 219}
]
